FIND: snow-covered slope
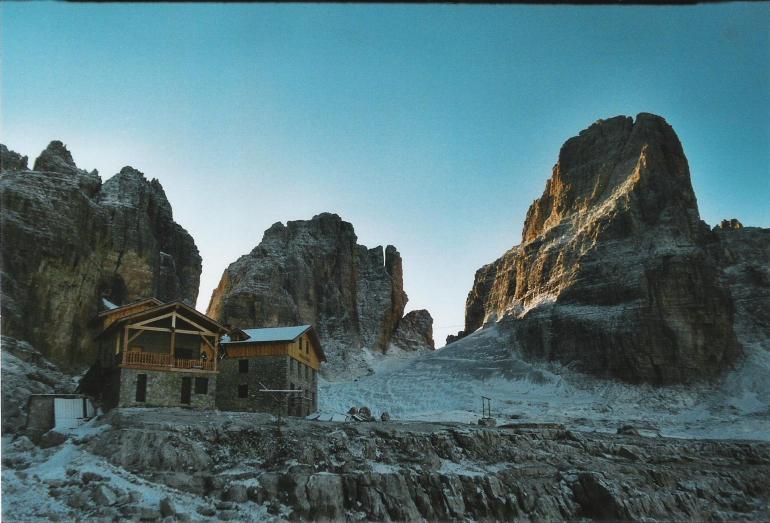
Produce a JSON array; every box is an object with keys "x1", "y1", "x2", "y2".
[{"x1": 320, "y1": 325, "x2": 770, "y2": 441}]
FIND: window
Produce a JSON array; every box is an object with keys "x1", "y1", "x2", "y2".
[
  {"x1": 290, "y1": 359, "x2": 295, "y2": 375},
  {"x1": 239, "y1": 359, "x2": 249, "y2": 373},
  {"x1": 194, "y1": 378, "x2": 208, "y2": 395},
  {"x1": 135, "y1": 374, "x2": 147, "y2": 402},
  {"x1": 238, "y1": 384, "x2": 248, "y2": 398}
]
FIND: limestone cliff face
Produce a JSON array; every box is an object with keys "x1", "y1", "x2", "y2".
[
  {"x1": 98, "y1": 167, "x2": 201, "y2": 306},
  {"x1": 710, "y1": 226, "x2": 770, "y2": 350},
  {"x1": 207, "y1": 213, "x2": 433, "y2": 378},
  {"x1": 453, "y1": 114, "x2": 742, "y2": 384},
  {"x1": 0, "y1": 141, "x2": 201, "y2": 369}
]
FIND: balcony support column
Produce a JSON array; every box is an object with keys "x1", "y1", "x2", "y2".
[{"x1": 169, "y1": 311, "x2": 176, "y2": 367}]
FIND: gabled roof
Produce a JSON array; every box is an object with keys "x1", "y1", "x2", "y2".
[
  {"x1": 96, "y1": 300, "x2": 228, "y2": 338},
  {"x1": 222, "y1": 324, "x2": 326, "y2": 361},
  {"x1": 97, "y1": 297, "x2": 163, "y2": 317}
]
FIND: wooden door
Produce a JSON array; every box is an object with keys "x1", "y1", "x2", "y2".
[{"x1": 181, "y1": 377, "x2": 191, "y2": 405}]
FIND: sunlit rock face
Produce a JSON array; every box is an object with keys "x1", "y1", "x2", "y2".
[
  {"x1": 454, "y1": 114, "x2": 743, "y2": 384},
  {"x1": 0, "y1": 141, "x2": 201, "y2": 369},
  {"x1": 207, "y1": 213, "x2": 433, "y2": 379}
]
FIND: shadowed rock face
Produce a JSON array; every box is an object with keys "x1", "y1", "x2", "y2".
[
  {"x1": 392, "y1": 309, "x2": 435, "y2": 352},
  {"x1": 0, "y1": 141, "x2": 201, "y2": 369},
  {"x1": 453, "y1": 114, "x2": 743, "y2": 384},
  {"x1": 207, "y1": 213, "x2": 433, "y2": 378},
  {"x1": 710, "y1": 226, "x2": 770, "y2": 350}
]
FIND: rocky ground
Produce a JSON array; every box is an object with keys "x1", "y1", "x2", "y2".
[
  {"x1": 2, "y1": 407, "x2": 769, "y2": 522},
  {"x1": 321, "y1": 325, "x2": 770, "y2": 442}
]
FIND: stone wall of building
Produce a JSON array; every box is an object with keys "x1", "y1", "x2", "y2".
[
  {"x1": 117, "y1": 368, "x2": 216, "y2": 409},
  {"x1": 286, "y1": 356, "x2": 317, "y2": 416},
  {"x1": 25, "y1": 396, "x2": 55, "y2": 432},
  {"x1": 215, "y1": 356, "x2": 289, "y2": 415},
  {"x1": 215, "y1": 355, "x2": 319, "y2": 416}
]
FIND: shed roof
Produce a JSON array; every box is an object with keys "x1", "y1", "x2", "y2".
[
  {"x1": 224, "y1": 325, "x2": 312, "y2": 344},
  {"x1": 222, "y1": 324, "x2": 326, "y2": 362}
]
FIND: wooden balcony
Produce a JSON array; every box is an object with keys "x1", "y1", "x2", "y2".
[{"x1": 120, "y1": 351, "x2": 216, "y2": 373}]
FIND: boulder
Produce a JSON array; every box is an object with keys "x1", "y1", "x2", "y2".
[
  {"x1": 159, "y1": 496, "x2": 176, "y2": 517},
  {"x1": 224, "y1": 484, "x2": 248, "y2": 503},
  {"x1": 93, "y1": 484, "x2": 117, "y2": 506},
  {"x1": 67, "y1": 492, "x2": 89, "y2": 509},
  {"x1": 38, "y1": 430, "x2": 67, "y2": 449}
]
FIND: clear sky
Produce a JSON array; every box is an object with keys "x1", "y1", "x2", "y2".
[{"x1": 3, "y1": 3, "x2": 769, "y2": 346}]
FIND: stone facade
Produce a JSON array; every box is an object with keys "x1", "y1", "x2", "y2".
[
  {"x1": 116, "y1": 368, "x2": 216, "y2": 409},
  {"x1": 215, "y1": 355, "x2": 317, "y2": 416}
]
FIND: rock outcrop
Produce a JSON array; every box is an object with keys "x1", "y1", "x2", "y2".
[
  {"x1": 0, "y1": 141, "x2": 201, "y2": 369},
  {"x1": 452, "y1": 114, "x2": 743, "y2": 384},
  {"x1": 1, "y1": 144, "x2": 29, "y2": 172},
  {"x1": 710, "y1": 226, "x2": 770, "y2": 350},
  {"x1": 207, "y1": 213, "x2": 433, "y2": 378},
  {"x1": 98, "y1": 167, "x2": 201, "y2": 306},
  {"x1": 74, "y1": 408, "x2": 770, "y2": 522},
  {"x1": 391, "y1": 309, "x2": 435, "y2": 352}
]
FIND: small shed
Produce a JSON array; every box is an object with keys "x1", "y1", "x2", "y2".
[{"x1": 26, "y1": 394, "x2": 96, "y2": 432}]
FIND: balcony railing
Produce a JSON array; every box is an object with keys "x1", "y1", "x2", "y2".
[{"x1": 121, "y1": 351, "x2": 215, "y2": 372}]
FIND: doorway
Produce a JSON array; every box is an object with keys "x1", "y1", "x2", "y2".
[
  {"x1": 135, "y1": 374, "x2": 147, "y2": 403},
  {"x1": 181, "y1": 377, "x2": 191, "y2": 405}
]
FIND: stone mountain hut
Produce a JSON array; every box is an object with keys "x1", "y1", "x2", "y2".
[
  {"x1": 86, "y1": 298, "x2": 325, "y2": 417},
  {"x1": 217, "y1": 325, "x2": 325, "y2": 417}
]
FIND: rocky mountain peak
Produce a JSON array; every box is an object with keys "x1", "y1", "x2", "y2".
[
  {"x1": 208, "y1": 213, "x2": 432, "y2": 379},
  {"x1": 522, "y1": 113, "x2": 699, "y2": 244},
  {"x1": 455, "y1": 114, "x2": 740, "y2": 384},
  {"x1": 717, "y1": 218, "x2": 744, "y2": 231},
  {"x1": 0, "y1": 145, "x2": 29, "y2": 172},
  {"x1": 33, "y1": 140, "x2": 83, "y2": 175},
  {"x1": 1, "y1": 141, "x2": 202, "y2": 368}
]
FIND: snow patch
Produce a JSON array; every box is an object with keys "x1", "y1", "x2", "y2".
[{"x1": 320, "y1": 324, "x2": 770, "y2": 441}]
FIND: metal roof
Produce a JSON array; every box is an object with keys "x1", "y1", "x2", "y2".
[{"x1": 223, "y1": 325, "x2": 312, "y2": 344}]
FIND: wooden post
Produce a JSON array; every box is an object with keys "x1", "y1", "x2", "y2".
[
  {"x1": 214, "y1": 336, "x2": 218, "y2": 372},
  {"x1": 169, "y1": 311, "x2": 176, "y2": 367},
  {"x1": 123, "y1": 326, "x2": 128, "y2": 365}
]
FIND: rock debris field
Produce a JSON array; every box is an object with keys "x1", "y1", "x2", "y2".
[{"x1": 3, "y1": 407, "x2": 770, "y2": 522}]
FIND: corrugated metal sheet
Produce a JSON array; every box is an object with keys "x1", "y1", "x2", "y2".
[
  {"x1": 223, "y1": 325, "x2": 311, "y2": 344},
  {"x1": 53, "y1": 397, "x2": 94, "y2": 430}
]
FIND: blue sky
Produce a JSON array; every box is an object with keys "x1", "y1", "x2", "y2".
[{"x1": 3, "y1": 3, "x2": 769, "y2": 346}]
